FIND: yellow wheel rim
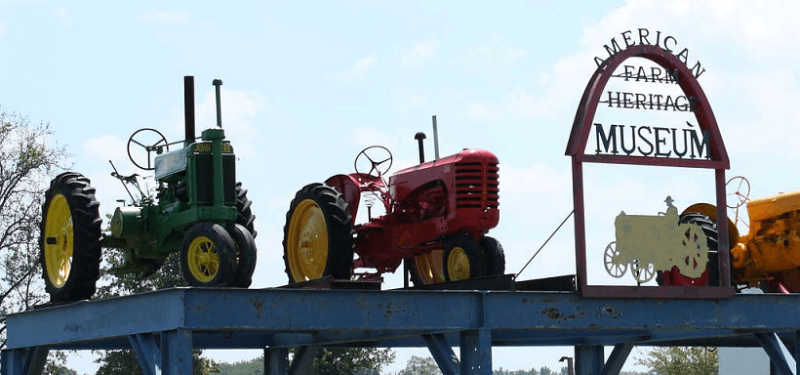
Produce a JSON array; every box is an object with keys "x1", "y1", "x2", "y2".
[
  {"x1": 287, "y1": 199, "x2": 328, "y2": 281},
  {"x1": 414, "y1": 250, "x2": 444, "y2": 284},
  {"x1": 447, "y1": 246, "x2": 471, "y2": 281},
  {"x1": 44, "y1": 193, "x2": 73, "y2": 288},
  {"x1": 187, "y1": 236, "x2": 220, "y2": 283}
]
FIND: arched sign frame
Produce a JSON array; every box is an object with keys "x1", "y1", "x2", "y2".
[{"x1": 565, "y1": 44, "x2": 735, "y2": 299}]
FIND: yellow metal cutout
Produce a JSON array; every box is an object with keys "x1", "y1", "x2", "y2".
[{"x1": 605, "y1": 196, "x2": 709, "y2": 283}]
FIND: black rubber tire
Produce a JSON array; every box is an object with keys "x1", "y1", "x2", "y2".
[
  {"x1": 480, "y1": 236, "x2": 506, "y2": 276},
  {"x1": 656, "y1": 212, "x2": 720, "y2": 286},
  {"x1": 229, "y1": 223, "x2": 257, "y2": 288},
  {"x1": 180, "y1": 222, "x2": 237, "y2": 287},
  {"x1": 443, "y1": 234, "x2": 486, "y2": 282},
  {"x1": 235, "y1": 182, "x2": 257, "y2": 238},
  {"x1": 282, "y1": 183, "x2": 354, "y2": 284},
  {"x1": 40, "y1": 172, "x2": 103, "y2": 302}
]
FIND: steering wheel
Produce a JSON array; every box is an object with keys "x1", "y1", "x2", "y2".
[
  {"x1": 726, "y1": 176, "x2": 751, "y2": 209},
  {"x1": 354, "y1": 146, "x2": 393, "y2": 177},
  {"x1": 127, "y1": 128, "x2": 169, "y2": 170}
]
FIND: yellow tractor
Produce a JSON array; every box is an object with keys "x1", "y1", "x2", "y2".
[{"x1": 657, "y1": 177, "x2": 800, "y2": 292}]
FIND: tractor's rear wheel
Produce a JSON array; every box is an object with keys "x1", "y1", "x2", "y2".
[
  {"x1": 229, "y1": 223, "x2": 257, "y2": 288},
  {"x1": 443, "y1": 234, "x2": 486, "y2": 282},
  {"x1": 282, "y1": 183, "x2": 354, "y2": 283},
  {"x1": 409, "y1": 249, "x2": 445, "y2": 286},
  {"x1": 235, "y1": 182, "x2": 257, "y2": 238},
  {"x1": 40, "y1": 172, "x2": 102, "y2": 302},
  {"x1": 656, "y1": 212, "x2": 719, "y2": 287},
  {"x1": 480, "y1": 236, "x2": 505, "y2": 276},
  {"x1": 180, "y1": 222, "x2": 237, "y2": 286}
]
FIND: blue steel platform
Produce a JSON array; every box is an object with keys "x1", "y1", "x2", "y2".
[{"x1": 3, "y1": 287, "x2": 800, "y2": 375}]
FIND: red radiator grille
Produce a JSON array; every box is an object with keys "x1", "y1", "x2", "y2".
[{"x1": 454, "y1": 162, "x2": 499, "y2": 209}]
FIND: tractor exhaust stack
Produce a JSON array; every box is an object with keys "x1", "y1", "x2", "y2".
[
  {"x1": 213, "y1": 79, "x2": 223, "y2": 128},
  {"x1": 414, "y1": 132, "x2": 427, "y2": 163},
  {"x1": 184, "y1": 76, "x2": 196, "y2": 146},
  {"x1": 432, "y1": 115, "x2": 440, "y2": 160}
]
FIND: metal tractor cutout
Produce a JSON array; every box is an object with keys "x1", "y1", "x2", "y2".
[
  {"x1": 282, "y1": 135, "x2": 504, "y2": 286},
  {"x1": 604, "y1": 196, "x2": 711, "y2": 284}
]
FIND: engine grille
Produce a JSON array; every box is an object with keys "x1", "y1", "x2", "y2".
[{"x1": 454, "y1": 162, "x2": 499, "y2": 209}]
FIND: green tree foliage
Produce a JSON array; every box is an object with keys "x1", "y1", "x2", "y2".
[
  {"x1": 493, "y1": 367, "x2": 540, "y2": 375},
  {"x1": 399, "y1": 355, "x2": 441, "y2": 375},
  {"x1": 216, "y1": 356, "x2": 264, "y2": 375},
  {"x1": 93, "y1": 252, "x2": 219, "y2": 375},
  {"x1": 0, "y1": 110, "x2": 69, "y2": 372},
  {"x1": 312, "y1": 347, "x2": 395, "y2": 375},
  {"x1": 637, "y1": 347, "x2": 718, "y2": 375},
  {"x1": 0, "y1": 111, "x2": 66, "y2": 333}
]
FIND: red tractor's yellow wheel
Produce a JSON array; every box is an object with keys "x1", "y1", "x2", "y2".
[
  {"x1": 40, "y1": 172, "x2": 102, "y2": 302},
  {"x1": 282, "y1": 183, "x2": 354, "y2": 284},
  {"x1": 443, "y1": 234, "x2": 486, "y2": 282},
  {"x1": 286, "y1": 199, "x2": 329, "y2": 281},
  {"x1": 409, "y1": 250, "x2": 445, "y2": 286}
]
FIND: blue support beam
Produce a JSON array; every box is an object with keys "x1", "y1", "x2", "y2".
[
  {"x1": 288, "y1": 345, "x2": 318, "y2": 375},
  {"x1": 575, "y1": 345, "x2": 604, "y2": 375},
  {"x1": 5, "y1": 288, "x2": 800, "y2": 375},
  {"x1": 265, "y1": 348, "x2": 288, "y2": 375},
  {"x1": 161, "y1": 329, "x2": 193, "y2": 375},
  {"x1": 796, "y1": 331, "x2": 800, "y2": 375},
  {"x1": 128, "y1": 334, "x2": 160, "y2": 375},
  {"x1": 1, "y1": 347, "x2": 46, "y2": 375},
  {"x1": 423, "y1": 333, "x2": 459, "y2": 375},
  {"x1": 601, "y1": 342, "x2": 633, "y2": 375},
  {"x1": 460, "y1": 329, "x2": 492, "y2": 375},
  {"x1": 756, "y1": 333, "x2": 794, "y2": 375}
]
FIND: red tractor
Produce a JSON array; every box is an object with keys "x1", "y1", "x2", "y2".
[{"x1": 282, "y1": 135, "x2": 504, "y2": 286}]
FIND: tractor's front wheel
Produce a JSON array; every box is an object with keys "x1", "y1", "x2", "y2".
[
  {"x1": 443, "y1": 234, "x2": 486, "y2": 282},
  {"x1": 40, "y1": 172, "x2": 103, "y2": 302},
  {"x1": 282, "y1": 183, "x2": 354, "y2": 283},
  {"x1": 229, "y1": 223, "x2": 257, "y2": 288},
  {"x1": 480, "y1": 236, "x2": 505, "y2": 276},
  {"x1": 180, "y1": 222, "x2": 237, "y2": 286}
]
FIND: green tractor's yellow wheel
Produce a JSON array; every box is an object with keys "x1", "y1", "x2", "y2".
[
  {"x1": 409, "y1": 250, "x2": 445, "y2": 286},
  {"x1": 44, "y1": 193, "x2": 73, "y2": 287},
  {"x1": 40, "y1": 172, "x2": 102, "y2": 302},
  {"x1": 186, "y1": 236, "x2": 221, "y2": 283},
  {"x1": 443, "y1": 234, "x2": 486, "y2": 282},
  {"x1": 180, "y1": 222, "x2": 236, "y2": 286},
  {"x1": 283, "y1": 183, "x2": 354, "y2": 284}
]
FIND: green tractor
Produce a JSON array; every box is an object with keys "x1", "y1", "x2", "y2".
[{"x1": 40, "y1": 76, "x2": 257, "y2": 302}]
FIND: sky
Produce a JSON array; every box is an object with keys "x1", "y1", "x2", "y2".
[{"x1": 2, "y1": 0, "x2": 799, "y2": 373}]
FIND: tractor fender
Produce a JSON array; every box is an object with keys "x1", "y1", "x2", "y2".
[{"x1": 325, "y1": 174, "x2": 361, "y2": 224}]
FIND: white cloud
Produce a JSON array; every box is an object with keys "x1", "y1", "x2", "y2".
[
  {"x1": 340, "y1": 55, "x2": 376, "y2": 80},
  {"x1": 403, "y1": 40, "x2": 439, "y2": 67},
  {"x1": 137, "y1": 11, "x2": 191, "y2": 25},
  {"x1": 53, "y1": 7, "x2": 71, "y2": 27},
  {"x1": 0, "y1": 20, "x2": 7, "y2": 37},
  {"x1": 459, "y1": 44, "x2": 526, "y2": 65},
  {"x1": 193, "y1": 88, "x2": 267, "y2": 161},
  {"x1": 395, "y1": 93, "x2": 430, "y2": 113},
  {"x1": 465, "y1": 90, "x2": 541, "y2": 121}
]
